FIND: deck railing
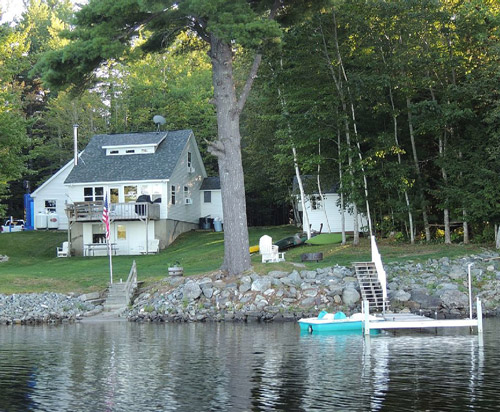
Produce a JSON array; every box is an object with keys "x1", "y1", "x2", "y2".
[{"x1": 66, "y1": 201, "x2": 160, "y2": 222}]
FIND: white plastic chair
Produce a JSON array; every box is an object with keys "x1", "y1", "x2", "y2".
[
  {"x1": 259, "y1": 235, "x2": 285, "y2": 263},
  {"x1": 148, "y1": 239, "x2": 160, "y2": 254},
  {"x1": 56, "y1": 241, "x2": 68, "y2": 258}
]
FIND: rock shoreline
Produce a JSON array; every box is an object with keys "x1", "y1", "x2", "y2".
[{"x1": 2, "y1": 250, "x2": 500, "y2": 325}]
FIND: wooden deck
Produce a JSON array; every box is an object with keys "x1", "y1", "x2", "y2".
[{"x1": 66, "y1": 201, "x2": 160, "y2": 222}]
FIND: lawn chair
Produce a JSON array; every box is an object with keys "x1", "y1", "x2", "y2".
[
  {"x1": 259, "y1": 235, "x2": 285, "y2": 263},
  {"x1": 56, "y1": 241, "x2": 69, "y2": 258},
  {"x1": 148, "y1": 238, "x2": 160, "y2": 254}
]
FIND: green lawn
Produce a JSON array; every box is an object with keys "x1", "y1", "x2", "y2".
[{"x1": 0, "y1": 227, "x2": 491, "y2": 294}]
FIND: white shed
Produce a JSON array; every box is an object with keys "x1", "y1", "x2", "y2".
[{"x1": 293, "y1": 176, "x2": 367, "y2": 233}]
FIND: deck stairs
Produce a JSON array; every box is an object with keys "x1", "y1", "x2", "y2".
[
  {"x1": 354, "y1": 261, "x2": 389, "y2": 311},
  {"x1": 103, "y1": 283, "x2": 130, "y2": 312},
  {"x1": 103, "y1": 260, "x2": 139, "y2": 314}
]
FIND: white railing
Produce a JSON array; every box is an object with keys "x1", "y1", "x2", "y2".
[
  {"x1": 370, "y1": 235, "x2": 387, "y2": 312},
  {"x1": 124, "y1": 260, "x2": 138, "y2": 305},
  {"x1": 66, "y1": 201, "x2": 160, "y2": 221}
]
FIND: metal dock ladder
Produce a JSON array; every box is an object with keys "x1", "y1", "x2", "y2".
[{"x1": 355, "y1": 261, "x2": 389, "y2": 312}]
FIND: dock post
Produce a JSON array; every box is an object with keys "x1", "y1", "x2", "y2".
[
  {"x1": 363, "y1": 300, "x2": 370, "y2": 335},
  {"x1": 477, "y1": 297, "x2": 483, "y2": 334},
  {"x1": 468, "y1": 263, "x2": 473, "y2": 319}
]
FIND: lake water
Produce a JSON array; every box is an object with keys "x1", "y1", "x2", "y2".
[{"x1": 0, "y1": 318, "x2": 499, "y2": 411}]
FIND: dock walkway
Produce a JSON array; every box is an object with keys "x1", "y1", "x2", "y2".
[{"x1": 363, "y1": 298, "x2": 483, "y2": 335}]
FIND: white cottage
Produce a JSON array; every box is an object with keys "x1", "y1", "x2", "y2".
[
  {"x1": 293, "y1": 176, "x2": 367, "y2": 233},
  {"x1": 30, "y1": 159, "x2": 75, "y2": 230},
  {"x1": 38, "y1": 129, "x2": 222, "y2": 256}
]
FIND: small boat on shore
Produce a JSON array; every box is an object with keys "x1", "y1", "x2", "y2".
[{"x1": 298, "y1": 311, "x2": 384, "y2": 333}]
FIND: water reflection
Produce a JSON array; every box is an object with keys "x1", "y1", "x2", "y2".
[{"x1": 0, "y1": 320, "x2": 498, "y2": 411}]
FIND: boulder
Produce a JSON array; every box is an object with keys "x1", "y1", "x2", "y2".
[
  {"x1": 79, "y1": 292, "x2": 100, "y2": 302},
  {"x1": 342, "y1": 287, "x2": 360, "y2": 306},
  {"x1": 392, "y1": 289, "x2": 411, "y2": 302},
  {"x1": 183, "y1": 281, "x2": 202, "y2": 301},
  {"x1": 301, "y1": 270, "x2": 317, "y2": 280},
  {"x1": 251, "y1": 277, "x2": 272, "y2": 292},
  {"x1": 287, "y1": 271, "x2": 303, "y2": 286},
  {"x1": 440, "y1": 289, "x2": 469, "y2": 309},
  {"x1": 410, "y1": 288, "x2": 441, "y2": 308}
]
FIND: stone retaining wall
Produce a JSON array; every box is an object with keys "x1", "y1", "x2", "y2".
[
  {"x1": 2, "y1": 250, "x2": 500, "y2": 325},
  {"x1": 126, "y1": 250, "x2": 500, "y2": 323}
]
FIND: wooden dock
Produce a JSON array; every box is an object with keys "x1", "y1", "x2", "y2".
[{"x1": 363, "y1": 298, "x2": 483, "y2": 335}]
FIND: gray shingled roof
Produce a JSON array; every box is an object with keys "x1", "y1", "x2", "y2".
[
  {"x1": 200, "y1": 177, "x2": 221, "y2": 190},
  {"x1": 65, "y1": 130, "x2": 192, "y2": 184}
]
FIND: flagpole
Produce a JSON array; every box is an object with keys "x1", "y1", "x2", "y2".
[
  {"x1": 108, "y1": 237, "x2": 113, "y2": 284},
  {"x1": 103, "y1": 194, "x2": 113, "y2": 284}
]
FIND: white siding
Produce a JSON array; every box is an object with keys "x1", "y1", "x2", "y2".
[
  {"x1": 200, "y1": 190, "x2": 223, "y2": 221},
  {"x1": 166, "y1": 134, "x2": 206, "y2": 223},
  {"x1": 81, "y1": 220, "x2": 155, "y2": 256},
  {"x1": 301, "y1": 194, "x2": 367, "y2": 233},
  {"x1": 31, "y1": 161, "x2": 74, "y2": 230}
]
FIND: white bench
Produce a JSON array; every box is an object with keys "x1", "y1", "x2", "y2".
[{"x1": 84, "y1": 243, "x2": 118, "y2": 256}]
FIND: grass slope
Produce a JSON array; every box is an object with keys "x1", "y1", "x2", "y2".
[{"x1": 0, "y1": 227, "x2": 490, "y2": 294}]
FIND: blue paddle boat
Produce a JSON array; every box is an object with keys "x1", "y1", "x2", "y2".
[{"x1": 298, "y1": 311, "x2": 384, "y2": 333}]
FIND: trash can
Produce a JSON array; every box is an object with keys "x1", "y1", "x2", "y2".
[
  {"x1": 199, "y1": 217, "x2": 212, "y2": 230},
  {"x1": 213, "y1": 219, "x2": 222, "y2": 232}
]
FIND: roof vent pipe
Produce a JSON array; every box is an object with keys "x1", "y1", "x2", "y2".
[{"x1": 73, "y1": 124, "x2": 79, "y2": 166}]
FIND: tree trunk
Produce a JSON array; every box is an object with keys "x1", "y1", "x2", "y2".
[
  {"x1": 317, "y1": 138, "x2": 332, "y2": 233},
  {"x1": 496, "y1": 225, "x2": 500, "y2": 250},
  {"x1": 338, "y1": 129, "x2": 346, "y2": 245},
  {"x1": 208, "y1": 35, "x2": 250, "y2": 275},
  {"x1": 293, "y1": 146, "x2": 311, "y2": 239},
  {"x1": 407, "y1": 97, "x2": 431, "y2": 241},
  {"x1": 274, "y1": 57, "x2": 311, "y2": 239},
  {"x1": 463, "y1": 209, "x2": 469, "y2": 244},
  {"x1": 439, "y1": 131, "x2": 451, "y2": 244},
  {"x1": 319, "y1": 20, "x2": 359, "y2": 245},
  {"x1": 385, "y1": 69, "x2": 414, "y2": 243},
  {"x1": 331, "y1": 10, "x2": 372, "y2": 237}
]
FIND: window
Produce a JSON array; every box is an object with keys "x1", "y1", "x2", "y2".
[
  {"x1": 84, "y1": 187, "x2": 104, "y2": 201},
  {"x1": 45, "y1": 200, "x2": 56, "y2": 213},
  {"x1": 92, "y1": 224, "x2": 106, "y2": 243},
  {"x1": 171, "y1": 185, "x2": 176, "y2": 205},
  {"x1": 204, "y1": 191, "x2": 212, "y2": 203},
  {"x1": 187, "y1": 151, "x2": 192, "y2": 168},
  {"x1": 110, "y1": 188, "x2": 119, "y2": 203},
  {"x1": 310, "y1": 195, "x2": 322, "y2": 210},
  {"x1": 95, "y1": 187, "x2": 104, "y2": 201},
  {"x1": 106, "y1": 146, "x2": 155, "y2": 156},
  {"x1": 124, "y1": 186, "x2": 137, "y2": 202},
  {"x1": 84, "y1": 187, "x2": 93, "y2": 201},
  {"x1": 117, "y1": 225, "x2": 126, "y2": 240}
]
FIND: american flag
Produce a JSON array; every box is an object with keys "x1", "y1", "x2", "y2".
[{"x1": 102, "y1": 194, "x2": 110, "y2": 241}]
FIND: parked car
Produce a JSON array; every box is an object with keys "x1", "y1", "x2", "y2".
[{"x1": 1, "y1": 219, "x2": 25, "y2": 233}]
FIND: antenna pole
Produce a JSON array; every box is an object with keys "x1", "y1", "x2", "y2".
[{"x1": 73, "y1": 124, "x2": 79, "y2": 166}]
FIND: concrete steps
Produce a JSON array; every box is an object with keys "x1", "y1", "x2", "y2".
[{"x1": 103, "y1": 283, "x2": 130, "y2": 312}]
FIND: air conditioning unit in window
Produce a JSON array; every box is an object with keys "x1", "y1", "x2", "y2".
[
  {"x1": 188, "y1": 166, "x2": 195, "y2": 173},
  {"x1": 184, "y1": 198, "x2": 193, "y2": 205}
]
